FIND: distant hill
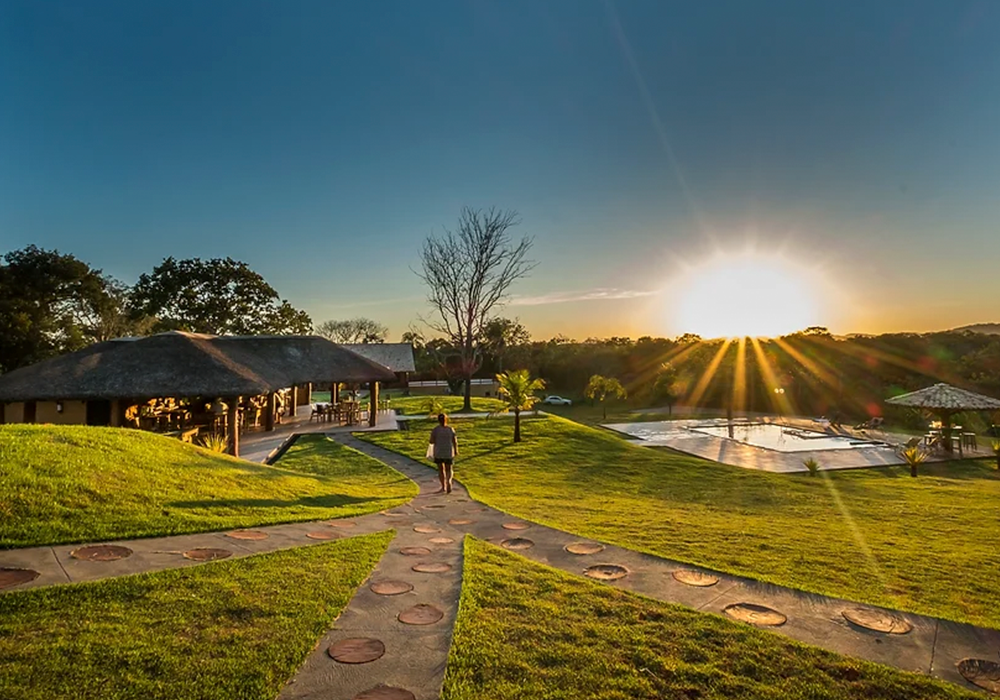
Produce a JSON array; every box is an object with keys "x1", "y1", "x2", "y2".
[{"x1": 951, "y1": 323, "x2": 1000, "y2": 335}]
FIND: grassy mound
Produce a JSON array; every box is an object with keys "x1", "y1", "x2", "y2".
[
  {"x1": 0, "y1": 426, "x2": 416, "y2": 548},
  {"x1": 362, "y1": 415, "x2": 1000, "y2": 629},
  {"x1": 445, "y1": 538, "x2": 979, "y2": 700},
  {"x1": 0, "y1": 531, "x2": 392, "y2": 700},
  {"x1": 389, "y1": 395, "x2": 506, "y2": 416}
]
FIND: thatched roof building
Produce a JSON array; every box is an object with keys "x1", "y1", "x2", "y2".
[
  {"x1": 885, "y1": 383, "x2": 1000, "y2": 411},
  {"x1": 0, "y1": 331, "x2": 395, "y2": 403},
  {"x1": 341, "y1": 343, "x2": 416, "y2": 374}
]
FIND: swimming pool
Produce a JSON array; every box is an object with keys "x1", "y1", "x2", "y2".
[{"x1": 689, "y1": 423, "x2": 886, "y2": 452}]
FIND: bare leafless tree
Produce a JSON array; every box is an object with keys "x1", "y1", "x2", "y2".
[
  {"x1": 315, "y1": 317, "x2": 388, "y2": 344},
  {"x1": 417, "y1": 207, "x2": 535, "y2": 411}
]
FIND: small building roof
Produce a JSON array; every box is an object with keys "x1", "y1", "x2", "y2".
[
  {"x1": 341, "y1": 343, "x2": 416, "y2": 373},
  {"x1": 885, "y1": 383, "x2": 1000, "y2": 411},
  {"x1": 0, "y1": 332, "x2": 395, "y2": 402}
]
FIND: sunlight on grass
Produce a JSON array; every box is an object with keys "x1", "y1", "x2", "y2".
[
  {"x1": 0, "y1": 532, "x2": 392, "y2": 700},
  {"x1": 361, "y1": 415, "x2": 1000, "y2": 628},
  {"x1": 0, "y1": 426, "x2": 415, "y2": 548}
]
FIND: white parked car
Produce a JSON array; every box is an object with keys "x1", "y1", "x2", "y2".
[{"x1": 541, "y1": 395, "x2": 573, "y2": 406}]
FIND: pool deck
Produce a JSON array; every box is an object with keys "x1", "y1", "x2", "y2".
[{"x1": 603, "y1": 417, "x2": 991, "y2": 473}]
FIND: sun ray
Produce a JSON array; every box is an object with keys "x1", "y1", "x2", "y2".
[
  {"x1": 749, "y1": 337, "x2": 796, "y2": 415},
  {"x1": 683, "y1": 339, "x2": 733, "y2": 408},
  {"x1": 732, "y1": 337, "x2": 747, "y2": 414}
]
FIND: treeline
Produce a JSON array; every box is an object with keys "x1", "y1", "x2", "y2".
[{"x1": 411, "y1": 325, "x2": 1000, "y2": 426}]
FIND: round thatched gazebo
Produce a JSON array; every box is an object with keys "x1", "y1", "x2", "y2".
[{"x1": 885, "y1": 383, "x2": 1000, "y2": 453}]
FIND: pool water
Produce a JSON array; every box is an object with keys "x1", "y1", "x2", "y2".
[{"x1": 690, "y1": 422, "x2": 885, "y2": 452}]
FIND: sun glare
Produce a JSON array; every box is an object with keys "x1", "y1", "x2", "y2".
[{"x1": 673, "y1": 254, "x2": 821, "y2": 339}]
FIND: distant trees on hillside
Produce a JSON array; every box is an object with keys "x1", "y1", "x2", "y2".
[{"x1": 315, "y1": 317, "x2": 388, "y2": 344}]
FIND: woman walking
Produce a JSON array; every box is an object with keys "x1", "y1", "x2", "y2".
[{"x1": 429, "y1": 413, "x2": 458, "y2": 494}]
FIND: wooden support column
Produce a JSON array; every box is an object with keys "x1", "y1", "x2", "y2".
[
  {"x1": 110, "y1": 399, "x2": 122, "y2": 427},
  {"x1": 369, "y1": 381, "x2": 379, "y2": 427},
  {"x1": 288, "y1": 386, "x2": 298, "y2": 418},
  {"x1": 264, "y1": 392, "x2": 276, "y2": 432},
  {"x1": 330, "y1": 383, "x2": 337, "y2": 403},
  {"x1": 227, "y1": 397, "x2": 240, "y2": 458}
]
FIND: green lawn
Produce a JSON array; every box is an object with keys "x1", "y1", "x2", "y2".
[
  {"x1": 390, "y1": 394, "x2": 506, "y2": 415},
  {"x1": 0, "y1": 426, "x2": 416, "y2": 548},
  {"x1": 361, "y1": 415, "x2": 1000, "y2": 629},
  {"x1": 0, "y1": 531, "x2": 391, "y2": 700},
  {"x1": 444, "y1": 538, "x2": 980, "y2": 700}
]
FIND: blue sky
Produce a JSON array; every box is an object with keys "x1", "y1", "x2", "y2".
[{"x1": 2, "y1": 1, "x2": 1000, "y2": 338}]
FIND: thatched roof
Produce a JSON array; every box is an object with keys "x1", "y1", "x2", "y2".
[
  {"x1": 885, "y1": 383, "x2": 1000, "y2": 411},
  {"x1": 341, "y1": 343, "x2": 416, "y2": 373},
  {"x1": 0, "y1": 332, "x2": 395, "y2": 402}
]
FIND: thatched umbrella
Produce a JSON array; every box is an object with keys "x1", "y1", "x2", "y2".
[{"x1": 886, "y1": 383, "x2": 1000, "y2": 453}]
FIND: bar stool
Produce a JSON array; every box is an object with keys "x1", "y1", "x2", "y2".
[{"x1": 962, "y1": 432, "x2": 978, "y2": 451}]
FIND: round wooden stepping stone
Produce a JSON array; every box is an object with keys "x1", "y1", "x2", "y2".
[
  {"x1": 399, "y1": 546, "x2": 432, "y2": 556},
  {"x1": 724, "y1": 603, "x2": 787, "y2": 626},
  {"x1": 842, "y1": 607, "x2": 912, "y2": 634},
  {"x1": 448, "y1": 518, "x2": 474, "y2": 525},
  {"x1": 226, "y1": 530, "x2": 268, "y2": 541},
  {"x1": 306, "y1": 530, "x2": 338, "y2": 540},
  {"x1": 70, "y1": 544, "x2": 132, "y2": 562},
  {"x1": 502, "y1": 522, "x2": 530, "y2": 531},
  {"x1": 428, "y1": 536, "x2": 455, "y2": 544},
  {"x1": 353, "y1": 685, "x2": 415, "y2": 700},
  {"x1": 957, "y1": 658, "x2": 1000, "y2": 694},
  {"x1": 672, "y1": 569, "x2": 719, "y2": 587},
  {"x1": 397, "y1": 603, "x2": 444, "y2": 625},
  {"x1": 328, "y1": 637, "x2": 385, "y2": 664},
  {"x1": 326, "y1": 520, "x2": 357, "y2": 528},
  {"x1": 422, "y1": 504, "x2": 447, "y2": 509},
  {"x1": 0, "y1": 568, "x2": 40, "y2": 590},
  {"x1": 584, "y1": 564, "x2": 629, "y2": 581},
  {"x1": 413, "y1": 525, "x2": 441, "y2": 534},
  {"x1": 465, "y1": 507, "x2": 487, "y2": 513},
  {"x1": 411, "y1": 562, "x2": 452, "y2": 573},
  {"x1": 565, "y1": 542, "x2": 604, "y2": 556},
  {"x1": 381, "y1": 510, "x2": 407, "y2": 517},
  {"x1": 370, "y1": 580, "x2": 414, "y2": 596},
  {"x1": 183, "y1": 548, "x2": 232, "y2": 562},
  {"x1": 501, "y1": 537, "x2": 534, "y2": 550}
]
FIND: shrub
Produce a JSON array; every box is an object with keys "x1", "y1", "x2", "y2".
[
  {"x1": 901, "y1": 446, "x2": 927, "y2": 478},
  {"x1": 198, "y1": 433, "x2": 229, "y2": 453},
  {"x1": 802, "y1": 458, "x2": 820, "y2": 477},
  {"x1": 423, "y1": 397, "x2": 445, "y2": 418}
]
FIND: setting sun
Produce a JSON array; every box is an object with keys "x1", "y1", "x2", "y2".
[{"x1": 672, "y1": 254, "x2": 822, "y2": 338}]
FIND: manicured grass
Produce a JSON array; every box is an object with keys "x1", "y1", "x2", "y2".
[
  {"x1": 444, "y1": 538, "x2": 979, "y2": 700},
  {"x1": 390, "y1": 394, "x2": 506, "y2": 415},
  {"x1": 0, "y1": 426, "x2": 416, "y2": 548},
  {"x1": 361, "y1": 415, "x2": 1000, "y2": 629},
  {"x1": 0, "y1": 531, "x2": 391, "y2": 700}
]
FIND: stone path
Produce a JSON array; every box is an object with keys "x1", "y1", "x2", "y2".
[{"x1": 2, "y1": 432, "x2": 998, "y2": 697}]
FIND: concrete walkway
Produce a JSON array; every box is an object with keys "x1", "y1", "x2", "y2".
[{"x1": 1, "y1": 433, "x2": 998, "y2": 696}]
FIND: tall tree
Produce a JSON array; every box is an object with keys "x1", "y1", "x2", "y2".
[
  {"x1": 417, "y1": 207, "x2": 535, "y2": 412},
  {"x1": 496, "y1": 369, "x2": 545, "y2": 443},
  {"x1": 481, "y1": 317, "x2": 530, "y2": 373},
  {"x1": 130, "y1": 257, "x2": 312, "y2": 335},
  {"x1": 651, "y1": 362, "x2": 680, "y2": 416},
  {"x1": 0, "y1": 246, "x2": 123, "y2": 371},
  {"x1": 315, "y1": 317, "x2": 388, "y2": 344},
  {"x1": 585, "y1": 374, "x2": 628, "y2": 420}
]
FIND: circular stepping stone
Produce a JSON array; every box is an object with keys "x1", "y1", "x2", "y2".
[
  {"x1": 326, "y1": 520, "x2": 357, "y2": 528},
  {"x1": 226, "y1": 530, "x2": 268, "y2": 541},
  {"x1": 428, "y1": 536, "x2": 455, "y2": 544},
  {"x1": 306, "y1": 531, "x2": 338, "y2": 540},
  {"x1": 398, "y1": 603, "x2": 444, "y2": 625},
  {"x1": 584, "y1": 564, "x2": 629, "y2": 581},
  {"x1": 70, "y1": 544, "x2": 132, "y2": 562},
  {"x1": 0, "y1": 568, "x2": 40, "y2": 590},
  {"x1": 422, "y1": 504, "x2": 447, "y2": 509},
  {"x1": 465, "y1": 507, "x2": 487, "y2": 513},
  {"x1": 449, "y1": 518, "x2": 474, "y2": 525},
  {"x1": 381, "y1": 511, "x2": 407, "y2": 517},
  {"x1": 724, "y1": 603, "x2": 787, "y2": 626},
  {"x1": 413, "y1": 525, "x2": 441, "y2": 534},
  {"x1": 565, "y1": 542, "x2": 605, "y2": 556},
  {"x1": 412, "y1": 562, "x2": 452, "y2": 573},
  {"x1": 842, "y1": 607, "x2": 912, "y2": 634},
  {"x1": 502, "y1": 522, "x2": 530, "y2": 531},
  {"x1": 353, "y1": 686, "x2": 415, "y2": 700},
  {"x1": 183, "y1": 548, "x2": 232, "y2": 562},
  {"x1": 370, "y1": 580, "x2": 414, "y2": 596},
  {"x1": 399, "y1": 546, "x2": 432, "y2": 556},
  {"x1": 501, "y1": 537, "x2": 534, "y2": 550},
  {"x1": 328, "y1": 637, "x2": 385, "y2": 664},
  {"x1": 957, "y1": 658, "x2": 1000, "y2": 694},
  {"x1": 672, "y1": 569, "x2": 719, "y2": 587}
]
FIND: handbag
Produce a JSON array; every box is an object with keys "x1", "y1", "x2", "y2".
[{"x1": 425, "y1": 443, "x2": 435, "y2": 460}]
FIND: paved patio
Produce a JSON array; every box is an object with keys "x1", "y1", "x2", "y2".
[
  {"x1": 602, "y1": 416, "x2": 991, "y2": 473},
  {"x1": 240, "y1": 406, "x2": 400, "y2": 463}
]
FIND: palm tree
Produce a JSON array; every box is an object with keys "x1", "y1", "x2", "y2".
[
  {"x1": 496, "y1": 369, "x2": 545, "y2": 443},
  {"x1": 585, "y1": 375, "x2": 628, "y2": 420}
]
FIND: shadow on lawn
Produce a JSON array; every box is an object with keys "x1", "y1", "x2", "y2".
[{"x1": 166, "y1": 493, "x2": 394, "y2": 510}]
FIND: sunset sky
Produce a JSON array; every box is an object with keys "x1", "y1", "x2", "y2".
[{"x1": 3, "y1": 1, "x2": 1000, "y2": 340}]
